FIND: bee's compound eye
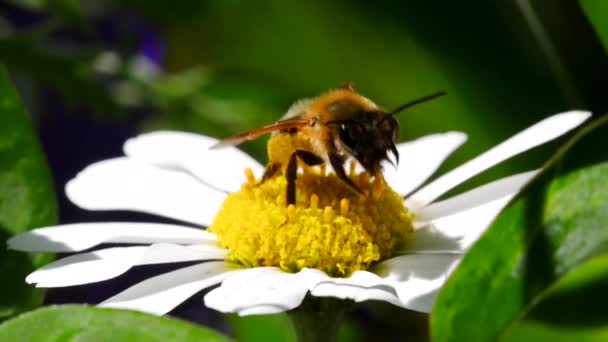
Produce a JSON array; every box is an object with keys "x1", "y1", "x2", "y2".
[{"x1": 339, "y1": 123, "x2": 356, "y2": 152}]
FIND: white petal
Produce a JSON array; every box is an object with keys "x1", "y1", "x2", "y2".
[
  {"x1": 8, "y1": 222, "x2": 215, "y2": 252},
  {"x1": 395, "y1": 225, "x2": 465, "y2": 255},
  {"x1": 66, "y1": 158, "x2": 226, "y2": 226},
  {"x1": 123, "y1": 131, "x2": 264, "y2": 193},
  {"x1": 138, "y1": 244, "x2": 227, "y2": 264},
  {"x1": 403, "y1": 194, "x2": 515, "y2": 254},
  {"x1": 372, "y1": 254, "x2": 461, "y2": 313},
  {"x1": 205, "y1": 267, "x2": 328, "y2": 316},
  {"x1": 100, "y1": 261, "x2": 240, "y2": 315},
  {"x1": 383, "y1": 132, "x2": 467, "y2": 195},
  {"x1": 237, "y1": 305, "x2": 294, "y2": 316},
  {"x1": 28, "y1": 246, "x2": 147, "y2": 287},
  {"x1": 312, "y1": 254, "x2": 460, "y2": 313},
  {"x1": 26, "y1": 244, "x2": 226, "y2": 287},
  {"x1": 311, "y1": 271, "x2": 402, "y2": 307},
  {"x1": 414, "y1": 170, "x2": 538, "y2": 221},
  {"x1": 407, "y1": 111, "x2": 591, "y2": 208}
]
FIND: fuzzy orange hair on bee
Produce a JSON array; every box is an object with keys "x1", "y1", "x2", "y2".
[{"x1": 211, "y1": 83, "x2": 446, "y2": 205}]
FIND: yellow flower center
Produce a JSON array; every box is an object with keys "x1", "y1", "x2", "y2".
[{"x1": 209, "y1": 165, "x2": 414, "y2": 277}]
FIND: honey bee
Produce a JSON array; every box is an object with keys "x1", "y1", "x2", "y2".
[{"x1": 212, "y1": 83, "x2": 445, "y2": 205}]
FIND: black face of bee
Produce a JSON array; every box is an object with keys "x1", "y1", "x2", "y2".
[{"x1": 336, "y1": 111, "x2": 400, "y2": 174}]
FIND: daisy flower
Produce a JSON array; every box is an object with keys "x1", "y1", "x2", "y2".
[{"x1": 8, "y1": 110, "x2": 589, "y2": 317}]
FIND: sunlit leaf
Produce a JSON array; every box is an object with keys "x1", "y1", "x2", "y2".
[
  {"x1": 431, "y1": 115, "x2": 608, "y2": 341},
  {"x1": 0, "y1": 305, "x2": 230, "y2": 342}
]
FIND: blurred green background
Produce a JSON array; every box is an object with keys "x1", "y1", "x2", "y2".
[{"x1": 1, "y1": 0, "x2": 607, "y2": 341}]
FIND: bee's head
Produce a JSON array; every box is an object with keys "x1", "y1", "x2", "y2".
[
  {"x1": 325, "y1": 88, "x2": 445, "y2": 174},
  {"x1": 334, "y1": 111, "x2": 400, "y2": 174}
]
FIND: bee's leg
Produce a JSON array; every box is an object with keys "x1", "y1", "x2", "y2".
[
  {"x1": 329, "y1": 152, "x2": 364, "y2": 195},
  {"x1": 259, "y1": 162, "x2": 281, "y2": 185},
  {"x1": 286, "y1": 153, "x2": 299, "y2": 206},
  {"x1": 295, "y1": 150, "x2": 324, "y2": 167},
  {"x1": 286, "y1": 150, "x2": 324, "y2": 205}
]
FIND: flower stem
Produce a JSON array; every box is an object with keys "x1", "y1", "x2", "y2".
[{"x1": 287, "y1": 296, "x2": 350, "y2": 342}]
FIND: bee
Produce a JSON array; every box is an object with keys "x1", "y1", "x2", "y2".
[{"x1": 212, "y1": 83, "x2": 445, "y2": 205}]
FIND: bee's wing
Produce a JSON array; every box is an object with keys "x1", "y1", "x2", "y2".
[{"x1": 210, "y1": 116, "x2": 312, "y2": 149}]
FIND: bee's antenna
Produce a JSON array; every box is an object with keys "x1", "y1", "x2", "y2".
[{"x1": 390, "y1": 91, "x2": 447, "y2": 116}]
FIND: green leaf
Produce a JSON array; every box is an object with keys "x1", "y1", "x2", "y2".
[
  {"x1": 521, "y1": 253, "x2": 608, "y2": 326},
  {"x1": 227, "y1": 310, "x2": 361, "y2": 342},
  {"x1": 504, "y1": 321, "x2": 608, "y2": 342},
  {"x1": 0, "y1": 305, "x2": 230, "y2": 342},
  {"x1": 431, "y1": 115, "x2": 608, "y2": 341},
  {"x1": 0, "y1": 66, "x2": 57, "y2": 318},
  {"x1": 228, "y1": 313, "x2": 295, "y2": 342},
  {"x1": 503, "y1": 254, "x2": 608, "y2": 341},
  {"x1": 580, "y1": 0, "x2": 608, "y2": 51}
]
